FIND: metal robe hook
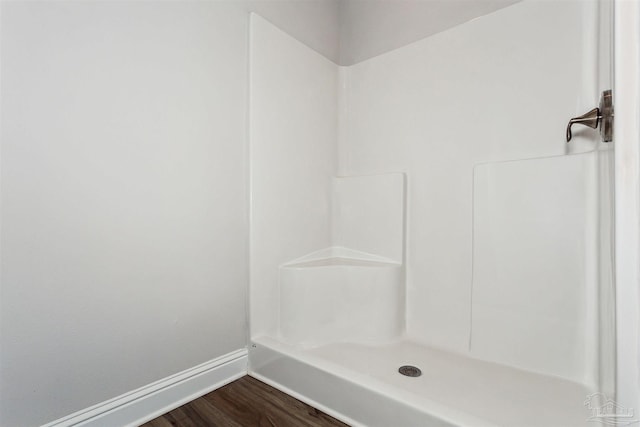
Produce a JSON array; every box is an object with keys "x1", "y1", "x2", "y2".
[{"x1": 566, "y1": 90, "x2": 613, "y2": 143}]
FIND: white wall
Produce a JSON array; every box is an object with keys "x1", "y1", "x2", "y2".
[
  {"x1": 249, "y1": 15, "x2": 338, "y2": 339},
  {"x1": 340, "y1": 0, "x2": 608, "y2": 379},
  {"x1": 0, "y1": 3, "x2": 249, "y2": 425}
]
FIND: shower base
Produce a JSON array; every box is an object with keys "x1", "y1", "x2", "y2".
[{"x1": 249, "y1": 336, "x2": 593, "y2": 427}]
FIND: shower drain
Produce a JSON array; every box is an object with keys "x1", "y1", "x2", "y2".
[{"x1": 398, "y1": 365, "x2": 422, "y2": 377}]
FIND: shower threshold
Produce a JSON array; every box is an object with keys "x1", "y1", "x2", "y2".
[{"x1": 249, "y1": 336, "x2": 593, "y2": 427}]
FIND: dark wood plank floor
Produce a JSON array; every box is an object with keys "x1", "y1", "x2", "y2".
[{"x1": 141, "y1": 375, "x2": 350, "y2": 427}]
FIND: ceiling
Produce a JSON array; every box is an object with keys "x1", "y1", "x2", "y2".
[
  {"x1": 253, "y1": 0, "x2": 519, "y2": 65},
  {"x1": 338, "y1": 0, "x2": 520, "y2": 65}
]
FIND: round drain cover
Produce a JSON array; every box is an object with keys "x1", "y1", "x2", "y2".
[{"x1": 398, "y1": 365, "x2": 422, "y2": 377}]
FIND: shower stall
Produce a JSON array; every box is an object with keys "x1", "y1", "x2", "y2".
[{"x1": 249, "y1": 1, "x2": 622, "y2": 425}]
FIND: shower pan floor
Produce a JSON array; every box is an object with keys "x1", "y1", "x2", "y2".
[{"x1": 249, "y1": 336, "x2": 593, "y2": 427}]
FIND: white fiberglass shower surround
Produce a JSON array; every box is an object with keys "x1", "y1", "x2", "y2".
[{"x1": 249, "y1": 1, "x2": 618, "y2": 426}]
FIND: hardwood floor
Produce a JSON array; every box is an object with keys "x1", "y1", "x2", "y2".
[{"x1": 141, "y1": 375, "x2": 350, "y2": 427}]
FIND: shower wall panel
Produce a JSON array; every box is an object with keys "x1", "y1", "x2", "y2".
[
  {"x1": 340, "y1": 1, "x2": 602, "y2": 355},
  {"x1": 471, "y1": 153, "x2": 596, "y2": 384},
  {"x1": 331, "y1": 173, "x2": 405, "y2": 263},
  {"x1": 249, "y1": 14, "x2": 339, "y2": 338}
]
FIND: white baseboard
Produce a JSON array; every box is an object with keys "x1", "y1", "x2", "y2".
[{"x1": 42, "y1": 349, "x2": 248, "y2": 427}]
